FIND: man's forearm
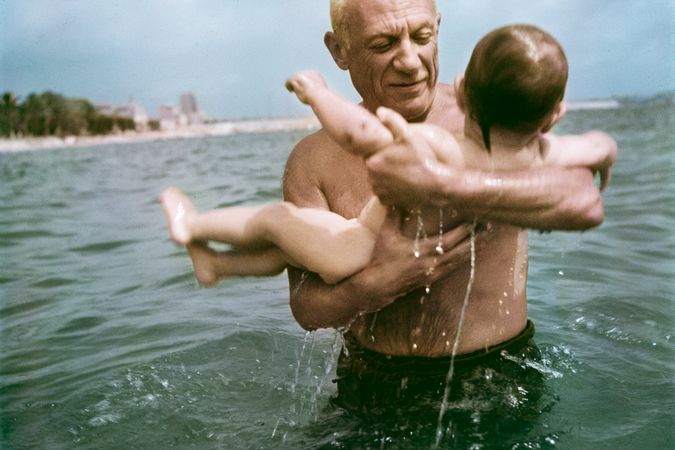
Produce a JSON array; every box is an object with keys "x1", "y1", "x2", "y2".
[
  {"x1": 287, "y1": 267, "x2": 376, "y2": 331},
  {"x1": 431, "y1": 165, "x2": 604, "y2": 230}
]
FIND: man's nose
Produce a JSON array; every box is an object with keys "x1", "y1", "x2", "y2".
[{"x1": 392, "y1": 38, "x2": 422, "y2": 73}]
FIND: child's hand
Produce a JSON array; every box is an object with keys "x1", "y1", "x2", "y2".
[
  {"x1": 285, "y1": 71, "x2": 328, "y2": 105},
  {"x1": 590, "y1": 131, "x2": 618, "y2": 191},
  {"x1": 543, "y1": 131, "x2": 618, "y2": 191}
]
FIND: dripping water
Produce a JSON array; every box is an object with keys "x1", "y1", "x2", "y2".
[
  {"x1": 436, "y1": 208, "x2": 444, "y2": 255},
  {"x1": 413, "y1": 209, "x2": 427, "y2": 258},
  {"x1": 369, "y1": 312, "x2": 378, "y2": 342},
  {"x1": 434, "y1": 219, "x2": 478, "y2": 448}
]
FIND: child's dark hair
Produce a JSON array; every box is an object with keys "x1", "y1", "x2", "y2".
[{"x1": 463, "y1": 24, "x2": 568, "y2": 151}]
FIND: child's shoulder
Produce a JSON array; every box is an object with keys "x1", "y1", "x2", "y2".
[{"x1": 409, "y1": 123, "x2": 465, "y2": 167}]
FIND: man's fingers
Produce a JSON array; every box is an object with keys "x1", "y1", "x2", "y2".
[
  {"x1": 376, "y1": 107, "x2": 409, "y2": 141},
  {"x1": 436, "y1": 223, "x2": 473, "y2": 249}
]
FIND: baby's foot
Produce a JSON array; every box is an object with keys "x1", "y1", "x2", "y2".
[
  {"x1": 159, "y1": 187, "x2": 196, "y2": 245},
  {"x1": 186, "y1": 241, "x2": 220, "y2": 287},
  {"x1": 285, "y1": 71, "x2": 327, "y2": 105}
]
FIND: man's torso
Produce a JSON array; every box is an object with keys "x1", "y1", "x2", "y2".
[{"x1": 286, "y1": 83, "x2": 529, "y2": 356}]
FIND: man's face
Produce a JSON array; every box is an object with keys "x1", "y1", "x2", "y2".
[{"x1": 342, "y1": 0, "x2": 440, "y2": 122}]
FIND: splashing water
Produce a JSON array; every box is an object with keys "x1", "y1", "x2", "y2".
[
  {"x1": 291, "y1": 331, "x2": 312, "y2": 395},
  {"x1": 434, "y1": 220, "x2": 478, "y2": 448},
  {"x1": 310, "y1": 332, "x2": 343, "y2": 420}
]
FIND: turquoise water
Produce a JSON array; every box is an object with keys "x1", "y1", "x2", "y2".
[{"x1": 1, "y1": 104, "x2": 673, "y2": 449}]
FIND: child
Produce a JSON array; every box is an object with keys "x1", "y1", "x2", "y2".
[{"x1": 160, "y1": 24, "x2": 616, "y2": 287}]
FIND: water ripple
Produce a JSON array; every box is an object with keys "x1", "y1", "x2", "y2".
[{"x1": 69, "y1": 239, "x2": 139, "y2": 254}]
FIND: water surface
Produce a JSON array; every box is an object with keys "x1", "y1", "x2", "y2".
[{"x1": 1, "y1": 105, "x2": 673, "y2": 448}]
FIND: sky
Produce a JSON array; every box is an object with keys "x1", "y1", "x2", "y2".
[{"x1": 1, "y1": 0, "x2": 672, "y2": 120}]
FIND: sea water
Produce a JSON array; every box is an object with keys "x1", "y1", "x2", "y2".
[{"x1": 1, "y1": 103, "x2": 673, "y2": 448}]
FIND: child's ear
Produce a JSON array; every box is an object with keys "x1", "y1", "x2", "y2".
[
  {"x1": 324, "y1": 32, "x2": 349, "y2": 70},
  {"x1": 542, "y1": 101, "x2": 567, "y2": 133},
  {"x1": 453, "y1": 74, "x2": 466, "y2": 113}
]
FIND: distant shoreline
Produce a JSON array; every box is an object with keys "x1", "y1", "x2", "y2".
[{"x1": 0, "y1": 116, "x2": 320, "y2": 153}]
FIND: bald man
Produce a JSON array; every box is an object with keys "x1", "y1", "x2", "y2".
[{"x1": 283, "y1": 0, "x2": 612, "y2": 409}]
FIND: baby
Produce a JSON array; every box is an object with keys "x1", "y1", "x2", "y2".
[{"x1": 160, "y1": 24, "x2": 616, "y2": 287}]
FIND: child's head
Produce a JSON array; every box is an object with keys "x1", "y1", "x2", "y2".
[{"x1": 461, "y1": 24, "x2": 568, "y2": 150}]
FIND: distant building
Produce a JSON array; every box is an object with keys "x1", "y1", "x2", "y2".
[
  {"x1": 155, "y1": 93, "x2": 208, "y2": 130},
  {"x1": 95, "y1": 101, "x2": 149, "y2": 131},
  {"x1": 179, "y1": 92, "x2": 206, "y2": 125},
  {"x1": 158, "y1": 104, "x2": 180, "y2": 131}
]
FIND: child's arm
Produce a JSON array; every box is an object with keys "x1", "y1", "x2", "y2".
[
  {"x1": 286, "y1": 71, "x2": 394, "y2": 157},
  {"x1": 541, "y1": 131, "x2": 618, "y2": 191}
]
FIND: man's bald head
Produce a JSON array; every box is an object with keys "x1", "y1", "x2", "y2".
[{"x1": 329, "y1": 0, "x2": 438, "y2": 49}]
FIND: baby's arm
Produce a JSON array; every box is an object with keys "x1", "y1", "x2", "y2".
[
  {"x1": 286, "y1": 71, "x2": 394, "y2": 157},
  {"x1": 541, "y1": 131, "x2": 618, "y2": 190}
]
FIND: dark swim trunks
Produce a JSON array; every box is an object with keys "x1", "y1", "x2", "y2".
[{"x1": 331, "y1": 320, "x2": 542, "y2": 414}]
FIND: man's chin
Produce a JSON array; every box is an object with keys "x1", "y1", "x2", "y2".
[
  {"x1": 391, "y1": 101, "x2": 432, "y2": 122},
  {"x1": 384, "y1": 92, "x2": 435, "y2": 122}
]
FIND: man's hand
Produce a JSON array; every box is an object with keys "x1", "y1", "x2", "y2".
[
  {"x1": 351, "y1": 209, "x2": 489, "y2": 313},
  {"x1": 288, "y1": 208, "x2": 493, "y2": 330}
]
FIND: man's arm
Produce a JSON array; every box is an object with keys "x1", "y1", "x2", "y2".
[
  {"x1": 366, "y1": 131, "x2": 609, "y2": 231},
  {"x1": 283, "y1": 136, "x2": 476, "y2": 330}
]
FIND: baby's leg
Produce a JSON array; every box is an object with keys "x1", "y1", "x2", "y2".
[
  {"x1": 286, "y1": 71, "x2": 394, "y2": 157},
  {"x1": 186, "y1": 241, "x2": 287, "y2": 287},
  {"x1": 260, "y1": 202, "x2": 377, "y2": 284},
  {"x1": 161, "y1": 188, "x2": 375, "y2": 283},
  {"x1": 160, "y1": 187, "x2": 278, "y2": 247}
]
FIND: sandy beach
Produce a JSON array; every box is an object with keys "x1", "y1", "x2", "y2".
[{"x1": 0, "y1": 116, "x2": 320, "y2": 153}]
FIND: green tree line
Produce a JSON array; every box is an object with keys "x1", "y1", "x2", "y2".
[{"x1": 0, "y1": 91, "x2": 137, "y2": 138}]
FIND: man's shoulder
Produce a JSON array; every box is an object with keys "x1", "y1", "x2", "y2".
[
  {"x1": 287, "y1": 129, "x2": 338, "y2": 166},
  {"x1": 283, "y1": 128, "x2": 356, "y2": 204},
  {"x1": 286, "y1": 126, "x2": 361, "y2": 175}
]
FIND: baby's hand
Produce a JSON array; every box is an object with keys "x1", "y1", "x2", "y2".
[
  {"x1": 589, "y1": 131, "x2": 618, "y2": 191},
  {"x1": 544, "y1": 131, "x2": 618, "y2": 191},
  {"x1": 285, "y1": 71, "x2": 328, "y2": 105}
]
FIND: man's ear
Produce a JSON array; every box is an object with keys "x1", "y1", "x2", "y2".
[
  {"x1": 542, "y1": 101, "x2": 567, "y2": 132},
  {"x1": 453, "y1": 74, "x2": 466, "y2": 113},
  {"x1": 324, "y1": 32, "x2": 349, "y2": 70}
]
